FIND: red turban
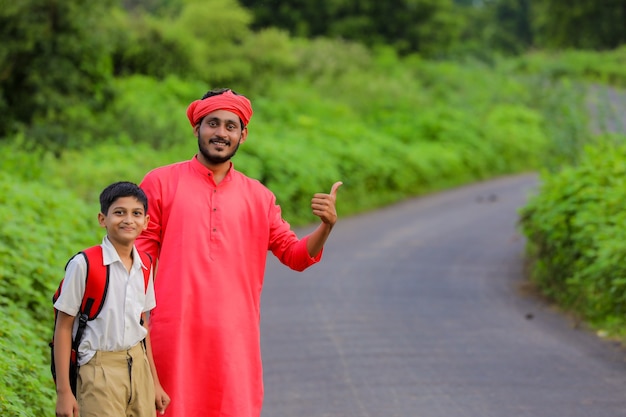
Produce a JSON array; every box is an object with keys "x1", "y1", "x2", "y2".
[{"x1": 186, "y1": 90, "x2": 253, "y2": 127}]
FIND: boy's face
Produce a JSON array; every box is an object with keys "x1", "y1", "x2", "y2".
[{"x1": 98, "y1": 196, "x2": 149, "y2": 247}]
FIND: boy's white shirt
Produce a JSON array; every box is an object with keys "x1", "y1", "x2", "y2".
[{"x1": 53, "y1": 235, "x2": 156, "y2": 366}]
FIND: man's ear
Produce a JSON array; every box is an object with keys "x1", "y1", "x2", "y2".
[
  {"x1": 239, "y1": 127, "x2": 248, "y2": 144},
  {"x1": 193, "y1": 123, "x2": 200, "y2": 136}
]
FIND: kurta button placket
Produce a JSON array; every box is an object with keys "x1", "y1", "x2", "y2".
[{"x1": 211, "y1": 188, "x2": 218, "y2": 241}]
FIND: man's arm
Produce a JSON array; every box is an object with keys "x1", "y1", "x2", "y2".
[
  {"x1": 136, "y1": 175, "x2": 162, "y2": 262},
  {"x1": 306, "y1": 181, "x2": 342, "y2": 257}
]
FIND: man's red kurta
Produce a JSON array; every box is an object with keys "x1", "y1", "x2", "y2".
[{"x1": 137, "y1": 156, "x2": 321, "y2": 417}]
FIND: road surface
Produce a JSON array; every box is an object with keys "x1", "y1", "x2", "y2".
[{"x1": 260, "y1": 173, "x2": 626, "y2": 417}]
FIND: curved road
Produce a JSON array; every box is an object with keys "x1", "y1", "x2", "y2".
[{"x1": 260, "y1": 173, "x2": 626, "y2": 417}]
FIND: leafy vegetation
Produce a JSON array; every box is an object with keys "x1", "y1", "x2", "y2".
[
  {"x1": 0, "y1": 168, "x2": 100, "y2": 414},
  {"x1": 0, "y1": 0, "x2": 117, "y2": 150},
  {"x1": 531, "y1": 0, "x2": 626, "y2": 50},
  {"x1": 520, "y1": 138, "x2": 626, "y2": 335}
]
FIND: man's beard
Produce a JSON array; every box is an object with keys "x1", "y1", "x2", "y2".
[{"x1": 198, "y1": 134, "x2": 241, "y2": 164}]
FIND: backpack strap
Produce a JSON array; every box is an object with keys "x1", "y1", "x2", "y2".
[
  {"x1": 51, "y1": 246, "x2": 109, "y2": 320},
  {"x1": 137, "y1": 251, "x2": 152, "y2": 293},
  {"x1": 80, "y1": 246, "x2": 109, "y2": 320},
  {"x1": 137, "y1": 250, "x2": 152, "y2": 331},
  {"x1": 62, "y1": 246, "x2": 149, "y2": 345},
  {"x1": 72, "y1": 246, "x2": 109, "y2": 356},
  {"x1": 50, "y1": 245, "x2": 107, "y2": 389}
]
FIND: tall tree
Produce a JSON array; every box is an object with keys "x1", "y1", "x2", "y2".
[
  {"x1": 0, "y1": 0, "x2": 116, "y2": 146},
  {"x1": 239, "y1": 0, "x2": 463, "y2": 57},
  {"x1": 484, "y1": 0, "x2": 533, "y2": 55},
  {"x1": 532, "y1": 0, "x2": 626, "y2": 49}
]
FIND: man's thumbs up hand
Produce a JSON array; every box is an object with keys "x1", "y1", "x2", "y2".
[{"x1": 311, "y1": 181, "x2": 343, "y2": 225}]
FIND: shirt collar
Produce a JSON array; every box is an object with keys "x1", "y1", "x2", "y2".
[
  {"x1": 101, "y1": 236, "x2": 145, "y2": 272},
  {"x1": 190, "y1": 155, "x2": 235, "y2": 183}
]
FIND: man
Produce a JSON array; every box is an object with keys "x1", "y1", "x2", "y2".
[{"x1": 136, "y1": 88, "x2": 341, "y2": 417}]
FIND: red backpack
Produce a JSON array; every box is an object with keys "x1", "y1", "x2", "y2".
[{"x1": 49, "y1": 245, "x2": 152, "y2": 395}]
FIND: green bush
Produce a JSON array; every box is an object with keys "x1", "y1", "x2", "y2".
[
  {"x1": 520, "y1": 138, "x2": 626, "y2": 334},
  {"x1": 0, "y1": 174, "x2": 99, "y2": 320},
  {"x1": 514, "y1": 47, "x2": 626, "y2": 88},
  {"x1": 0, "y1": 172, "x2": 101, "y2": 414},
  {"x1": 0, "y1": 305, "x2": 55, "y2": 417},
  {"x1": 105, "y1": 75, "x2": 200, "y2": 150},
  {"x1": 483, "y1": 104, "x2": 549, "y2": 171}
]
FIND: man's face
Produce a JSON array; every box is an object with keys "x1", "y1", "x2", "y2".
[{"x1": 195, "y1": 109, "x2": 247, "y2": 165}]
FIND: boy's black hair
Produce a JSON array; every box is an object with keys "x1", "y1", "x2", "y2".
[
  {"x1": 99, "y1": 181, "x2": 148, "y2": 215},
  {"x1": 200, "y1": 88, "x2": 246, "y2": 129}
]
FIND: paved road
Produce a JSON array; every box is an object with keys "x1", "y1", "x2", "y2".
[{"x1": 259, "y1": 173, "x2": 626, "y2": 417}]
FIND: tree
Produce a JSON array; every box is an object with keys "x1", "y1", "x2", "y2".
[
  {"x1": 532, "y1": 0, "x2": 626, "y2": 49},
  {"x1": 239, "y1": 0, "x2": 464, "y2": 57},
  {"x1": 484, "y1": 0, "x2": 533, "y2": 55},
  {"x1": 0, "y1": 0, "x2": 116, "y2": 147}
]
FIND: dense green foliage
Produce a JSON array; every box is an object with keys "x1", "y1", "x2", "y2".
[
  {"x1": 0, "y1": 154, "x2": 100, "y2": 415},
  {"x1": 240, "y1": 0, "x2": 464, "y2": 57},
  {"x1": 512, "y1": 46, "x2": 626, "y2": 87},
  {"x1": 532, "y1": 0, "x2": 626, "y2": 50},
  {"x1": 515, "y1": 47, "x2": 626, "y2": 337},
  {"x1": 0, "y1": 0, "x2": 117, "y2": 149},
  {"x1": 240, "y1": 0, "x2": 626, "y2": 56},
  {"x1": 0, "y1": 0, "x2": 625, "y2": 415},
  {"x1": 520, "y1": 138, "x2": 626, "y2": 335}
]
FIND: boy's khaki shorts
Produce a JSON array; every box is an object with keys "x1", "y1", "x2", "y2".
[{"x1": 77, "y1": 342, "x2": 155, "y2": 417}]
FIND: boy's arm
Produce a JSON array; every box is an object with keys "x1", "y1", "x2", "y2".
[
  {"x1": 143, "y1": 313, "x2": 170, "y2": 415},
  {"x1": 54, "y1": 312, "x2": 79, "y2": 417}
]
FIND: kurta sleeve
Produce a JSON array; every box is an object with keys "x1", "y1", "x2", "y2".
[
  {"x1": 267, "y1": 197, "x2": 322, "y2": 271},
  {"x1": 137, "y1": 171, "x2": 163, "y2": 263}
]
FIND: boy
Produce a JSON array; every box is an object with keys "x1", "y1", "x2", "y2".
[{"x1": 53, "y1": 181, "x2": 170, "y2": 417}]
